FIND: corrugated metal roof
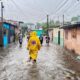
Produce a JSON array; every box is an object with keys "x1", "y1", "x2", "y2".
[{"x1": 61, "y1": 22, "x2": 80, "y2": 29}]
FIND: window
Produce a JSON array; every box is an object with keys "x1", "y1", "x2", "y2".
[
  {"x1": 71, "y1": 28, "x2": 77, "y2": 38},
  {"x1": 65, "y1": 30, "x2": 68, "y2": 39}
]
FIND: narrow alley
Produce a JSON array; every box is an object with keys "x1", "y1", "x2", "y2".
[{"x1": 0, "y1": 38, "x2": 80, "y2": 80}]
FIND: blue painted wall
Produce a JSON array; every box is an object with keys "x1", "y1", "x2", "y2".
[
  {"x1": 33, "y1": 30, "x2": 43, "y2": 37},
  {"x1": 3, "y1": 23, "x2": 10, "y2": 47},
  {"x1": 3, "y1": 35, "x2": 8, "y2": 47},
  {"x1": 3, "y1": 23, "x2": 9, "y2": 29}
]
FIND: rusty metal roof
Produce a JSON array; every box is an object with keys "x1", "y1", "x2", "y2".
[{"x1": 61, "y1": 22, "x2": 80, "y2": 29}]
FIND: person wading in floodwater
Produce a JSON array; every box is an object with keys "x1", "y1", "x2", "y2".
[
  {"x1": 27, "y1": 31, "x2": 41, "y2": 63},
  {"x1": 39, "y1": 34, "x2": 43, "y2": 46},
  {"x1": 27, "y1": 34, "x2": 30, "y2": 41},
  {"x1": 46, "y1": 35, "x2": 50, "y2": 46},
  {"x1": 18, "y1": 32, "x2": 23, "y2": 47}
]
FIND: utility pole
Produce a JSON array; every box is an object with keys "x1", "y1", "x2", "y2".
[
  {"x1": 63, "y1": 15, "x2": 64, "y2": 26},
  {"x1": 58, "y1": 16, "x2": 59, "y2": 22},
  {"x1": 1, "y1": 2, "x2": 4, "y2": 23},
  {"x1": 63, "y1": 14, "x2": 64, "y2": 47},
  {"x1": 47, "y1": 15, "x2": 49, "y2": 35},
  {"x1": 0, "y1": 1, "x2": 4, "y2": 47}
]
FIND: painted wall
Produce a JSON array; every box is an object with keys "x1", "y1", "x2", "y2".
[
  {"x1": 64, "y1": 27, "x2": 80, "y2": 55},
  {"x1": 49, "y1": 30, "x2": 53, "y2": 42},
  {"x1": 3, "y1": 23, "x2": 9, "y2": 29},
  {"x1": 33, "y1": 30, "x2": 43, "y2": 37},
  {"x1": 53, "y1": 28, "x2": 64, "y2": 47},
  {"x1": 0, "y1": 22, "x2": 16, "y2": 47},
  {"x1": 3, "y1": 34, "x2": 8, "y2": 47},
  {"x1": 3, "y1": 23, "x2": 15, "y2": 43},
  {"x1": 3, "y1": 23, "x2": 9, "y2": 47}
]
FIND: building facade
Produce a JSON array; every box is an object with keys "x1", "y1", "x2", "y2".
[
  {"x1": 63, "y1": 23, "x2": 80, "y2": 55},
  {"x1": 53, "y1": 27, "x2": 64, "y2": 47},
  {"x1": 0, "y1": 22, "x2": 18, "y2": 47}
]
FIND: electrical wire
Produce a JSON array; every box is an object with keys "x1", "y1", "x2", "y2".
[
  {"x1": 41, "y1": 0, "x2": 80, "y2": 23},
  {"x1": 10, "y1": 0, "x2": 28, "y2": 18},
  {"x1": 65, "y1": 0, "x2": 80, "y2": 16},
  {"x1": 10, "y1": 0, "x2": 49, "y2": 23},
  {"x1": 51, "y1": 0, "x2": 75, "y2": 21},
  {"x1": 38, "y1": 0, "x2": 69, "y2": 22},
  {"x1": 58, "y1": 0, "x2": 80, "y2": 21},
  {"x1": 3, "y1": 0, "x2": 80, "y2": 23}
]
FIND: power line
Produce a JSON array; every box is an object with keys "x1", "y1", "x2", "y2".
[
  {"x1": 51, "y1": 0, "x2": 75, "y2": 21},
  {"x1": 20, "y1": 0, "x2": 47, "y2": 15},
  {"x1": 51, "y1": 0, "x2": 69, "y2": 15},
  {"x1": 38, "y1": 0, "x2": 69, "y2": 22},
  {"x1": 61, "y1": 0, "x2": 80, "y2": 21},
  {"x1": 3, "y1": 0, "x2": 16, "y2": 19},
  {"x1": 10, "y1": 0, "x2": 28, "y2": 18},
  {"x1": 3, "y1": 0, "x2": 27, "y2": 21},
  {"x1": 48, "y1": 0, "x2": 80, "y2": 22},
  {"x1": 64, "y1": 0, "x2": 79, "y2": 14},
  {"x1": 38, "y1": 0, "x2": 66, "y2": 22},
  {"x1": 50, "y1": 0, "x2": 70, "y2": 21},
  {"x1": 8, "y1": 0, "x2": 70, "y2": 23},
  {"x1": 11, "y1": 0, "x2": 48, "y2": 23},
  {"x1": 51, "y1": 0, "x2": 80, "y2": 22},
  {"x1": 60, "y1": 0, "x2": 75, "y2": 15}
]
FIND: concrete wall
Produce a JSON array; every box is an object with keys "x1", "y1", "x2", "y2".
[
  {"x1": 49, "y1": 30, "x2": 53, "y2": 42},
  {"x1": 64, "y1": 27, "x2": 80, "y2": 55},
  {"x1": 53, "y1": 28, "x2": 64, "y2": 47}
]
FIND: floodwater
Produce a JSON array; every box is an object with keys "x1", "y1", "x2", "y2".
[{"x1": 0, "y1": 38, "x2": 80, "y2": 80}]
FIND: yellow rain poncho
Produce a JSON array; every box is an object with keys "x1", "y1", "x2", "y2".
[{"x1": 27, "y1": 31, "x2": 41, "y2": 60}]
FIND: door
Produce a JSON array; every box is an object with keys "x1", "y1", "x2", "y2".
[
  {"x1": 3, "y1": 30, "x2": 8, "y2": 47},
  {"x1": 58, "y1": 31, "x2": 60, "y2": 45}
]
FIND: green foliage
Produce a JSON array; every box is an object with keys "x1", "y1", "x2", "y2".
[
  {"x1": 40, "y1": 20, "x2": 60, "y2": 29},
  {"x1": 37, "y1": 20, "x2": 61, "y2": 35},
  {"x1": 71, "y1": 17, "x2": 78, "y2": 22},
  {"x1": 36, "y1": 23, "x2": 42, "y2": 27},
  {"x1": 55, "y1": 21, "x2": 60, "y2": 26}
]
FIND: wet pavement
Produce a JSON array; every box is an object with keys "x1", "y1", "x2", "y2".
[{"x1": 0, "y1": 38, "x2": 80, "y2": 80}]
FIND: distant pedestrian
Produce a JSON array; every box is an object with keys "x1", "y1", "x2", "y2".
[
  {"x1": 39, "y1": 34, "x2": 43, "y2": 46},
  {"x1": 46, "y1": 35, "x2": 50, "y2": 46},
  {"x1": 19, "y1": 33, "x2": 23, "y2": 47},
  {"x1": 27, "y1": 31, "x2": 41, "y2": 63},
  {"x1": 27, "y1": 34, "x2": 30, "y2": 41}
]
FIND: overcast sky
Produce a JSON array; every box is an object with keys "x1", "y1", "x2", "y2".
[{"x1": 0, "y1": 0, "x2": 80, "y2": 23}]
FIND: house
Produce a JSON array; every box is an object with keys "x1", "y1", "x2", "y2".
[
  {"x1": 48, "y1": 28, "x2": 53, "y2": 42},
  {"x1": 53, "y1": 27, "x2": 64, "y2": 47},
  {"x1": 27, "y1": 23, "x2": 36, "y2": 30},
  {"x1": 33, "y1": 29, "x2": 44, "y2": 37},
  {"x1": 62, "y1": 23, "x2": 80, "y2": 55},
  {"x1": 0, "y1": 23, "x2": 3, "y2": 47},
  {"x1": 0, "y1": 22, "x2": 18, "y2": 47}
]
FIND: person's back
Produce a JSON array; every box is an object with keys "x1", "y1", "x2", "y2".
[
  {"x1": 29, "y1": 36, "x2": 40, "y2": 51},
  {"x1": 27, "y1": 31, "x2": 41, "y2": 63}
]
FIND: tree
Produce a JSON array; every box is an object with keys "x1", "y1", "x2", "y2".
[
  {"x1": 71, "y1": 17, "x2": 78, "y2": 22},
  {"x1": 36, "y1": 23, "x2": 41, "y2": 27},
  {"x1": 55, "y1": 21, "x2": 60, "y2": 26},
  {"x1": 49, "y1": 20, "x2": 54, "y2": 26}
]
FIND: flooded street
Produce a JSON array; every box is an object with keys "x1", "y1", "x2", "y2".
[{"x1": 0, "y1": 38, "x2": 80, "y2": 80}]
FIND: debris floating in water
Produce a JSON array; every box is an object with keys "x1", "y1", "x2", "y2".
[{"x1": 76, "y1": 56, "x2": 80, "y2": 60}]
